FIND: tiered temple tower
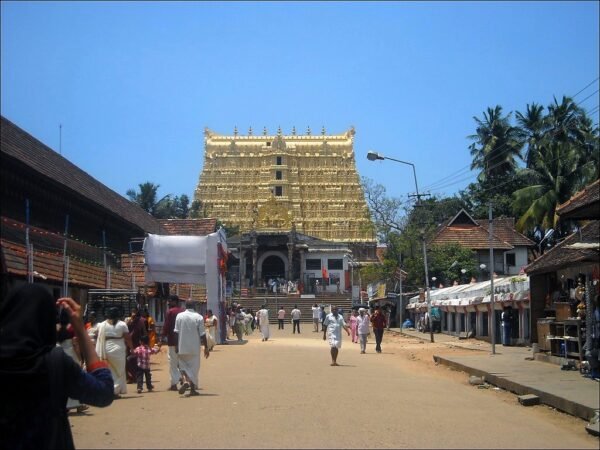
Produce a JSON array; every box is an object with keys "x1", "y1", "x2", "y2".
[{"x1": 194, "y1": 126, "x2": 376, "y2": 245}]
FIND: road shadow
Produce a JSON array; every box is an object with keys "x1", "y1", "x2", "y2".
[{"x1": 181, "y1": 393, "x2": 219, "y2": 398}]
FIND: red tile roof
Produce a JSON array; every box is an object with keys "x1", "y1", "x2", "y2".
[
  {"x1": 1, "y1": 239, "x2": 131, "y2": 289},
  {"x1": 476, "y1": 218, "x2": 534, "y2": 247},
  {"x1": 430, "y1": 224, "x2": 513, "y2": 250},
  {"x1": 430, "y1": 210, "x2": 533, "y2": 250},
  {"x1": 157, "y1": 219, "x2": 217, "y2": 236},
  {"x1": 555, "y1": 179, "x2": 600, "y2": 220},
  {"x1": 1, "y1": 216, "x2": 133, "y2": 289},
  {"x1": 525, "y1": 220, "x2": 599, "y2": 274}
]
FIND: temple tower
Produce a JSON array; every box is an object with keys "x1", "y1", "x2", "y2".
[{"x1": 194, "y1": 126, "x2": 375, "y2": 245}]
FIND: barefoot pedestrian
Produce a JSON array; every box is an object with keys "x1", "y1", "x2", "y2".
[
  {"x1": 174, "y1": 300, "x2": 210, "y2": 397},
  {"x1": 323, "y1": 305, "x2": 350, "y2": 366}
]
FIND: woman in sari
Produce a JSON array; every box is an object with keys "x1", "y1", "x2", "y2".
[
  {"x1": 95, "y1": 307, "x2": 132, "y2": 397},
  {"x1": 142, "y1": 308, "x2": 157, "y2": 348},
  {"x1": 204, "y1": 309, "x2": 217, "y2": 351}
]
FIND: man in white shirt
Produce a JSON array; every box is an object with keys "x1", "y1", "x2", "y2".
[
  {"x1": 311, "y1": 303, "x2": 320, "y2": 332},
  {"x1": 258, "y1": 305, "x2": 270, "y2": 342},
  {"x1": 277, "y1": 307, "x2": 286, "y2": 330},
  {"x1": 323, "y1": 305, "x2": 350, "y2": 366},
  {"x1": 356, "y1": 308, "x2": 370, "y2": 354},
  {"x1": 174, "y1": 300, "x2": 210, "y2": 397},
  {"x1": 291, "y1": 305, "x2": 302, "y2": 334}
]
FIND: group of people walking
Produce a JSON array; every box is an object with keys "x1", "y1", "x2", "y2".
[{"x1": 0, "y1": 282, "x2": 393, "y2": 450}]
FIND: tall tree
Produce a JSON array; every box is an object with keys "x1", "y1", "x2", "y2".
[
  {"x1": 512, "y1": 97, "x2": 599, "y2": 232},
  {"x1": 515, "y1": 102, "x2": 546, "y2": 168},
  {"x1": 126, "y1": 182, "x2": 161, "y2": 215},
  {"x1": 468, "y1": 105, "x2": 523, "y2": 181},
  {"x1": 127, "y1": 183, "x2": 191, "y2": 219}
]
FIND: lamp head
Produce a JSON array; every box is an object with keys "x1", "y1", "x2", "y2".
[{"x1": 367, "y1": 151, "x2": 384, "y2": 161}]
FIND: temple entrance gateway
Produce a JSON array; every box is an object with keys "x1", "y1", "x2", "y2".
[{"x1": 262, "y1": 255, "x2": 286, "y2": 281}]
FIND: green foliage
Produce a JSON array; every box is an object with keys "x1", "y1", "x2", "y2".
[
  {"x1": 127, "y1": 183, "x2": 191, "y2": 219},
  {"x1": 512, "y1": 96, "x2": 599, "y2": 232},
  {"x1": 468, "y1": 105, "x2": 523, "y2": 182}
]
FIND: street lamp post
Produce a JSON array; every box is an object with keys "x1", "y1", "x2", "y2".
[{"x1": 367, "y1": 150, "x2": 434, "y2": 343}]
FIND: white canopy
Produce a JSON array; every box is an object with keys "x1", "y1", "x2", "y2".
[{"x1": 143, "y1": 228, "x2": 228, "y2": 343}]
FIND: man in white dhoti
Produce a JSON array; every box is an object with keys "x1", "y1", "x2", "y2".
[
  {"x1": 258, "y1": 304, "x2": 270, "y2": 342},
  {"x1": 323, "y1": 305, "x2": 350, "y2": 366},
  {"x1": 174, "y1": 300, "x2": 210, "y2": 397}
]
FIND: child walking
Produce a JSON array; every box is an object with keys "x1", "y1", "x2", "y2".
[{"x1": 133, "y1": 335, "x2": 158, "y2": 394}]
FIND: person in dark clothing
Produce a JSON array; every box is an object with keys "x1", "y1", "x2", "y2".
[
  {"x1": 370, "y1": 306, "x2": 387, "y2": 353},
  {"x1": 161, "y1": 295, "x2": 184, "y2": 391},
  {"x1": 126, "y1": 307, "x2": 147, "y2": 382},
  {"x1": 0, "y1": 284, "x2": 114, "y2": 450}
]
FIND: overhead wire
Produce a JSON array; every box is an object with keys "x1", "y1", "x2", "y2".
[
  {"x1": 426, "y1": 104, "x2": 599, "y2": 198},
  {"x1": 423, "y1": 97, "x2": 600, "y2": 195},
  {"x1": 419, "y1": 76, "x2": 600, "y2": 193}
]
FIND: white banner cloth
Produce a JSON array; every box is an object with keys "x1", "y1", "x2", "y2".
[{"x1": 143, "y1": 234, "x2": 208, "y2": 284}]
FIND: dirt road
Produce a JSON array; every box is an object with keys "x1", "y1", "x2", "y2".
[{"x1": 70, "y1": 327, "x2": 597, "y2": 449}]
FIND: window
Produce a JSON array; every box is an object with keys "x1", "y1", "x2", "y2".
[
  {"x1": 275, "y1": 171, "x2": 282, "y2": 180},
  {"x1": 276, "y1": 156, "x2": 282, "y2": 165},
  {"x1": 274, "y1": 186, "x2": 282, "y2": 196},
  {"x1": 327, "y1": 259, "x2": 343, "y2": 270},
  {"x1": 306, "y1": 259, "x2": 321, "y2": 270},
  {"x1": 266, "y1": 142, "x2": 271, "y2": 147},
  {"x1": 506, "y1": 253, "x2": 516, "y2": 267}
]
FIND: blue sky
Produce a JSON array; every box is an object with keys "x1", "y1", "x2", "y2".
[{"x1": 2, "y1": 1, "x2": 599, "y2": 207}]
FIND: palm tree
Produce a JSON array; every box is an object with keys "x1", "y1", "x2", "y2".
[
  {"x1": 515, "y1": 102, "x2": 546, "y2": 168},
  {"x1": 468, "y1": 106, "x2": 523, "y2": 181},
  {"x1": 512, "y1": 142, "x2": 587, "y2": 231},
  {"x1": 127, "y1": 182, "x2": 160, "y2": 213},
  {"x1": 512, "y1": 99, "x2": 598, "y2": 232}
]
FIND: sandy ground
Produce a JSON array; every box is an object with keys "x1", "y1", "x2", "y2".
[{"x1": 70, "y1": 327, "x2": 598, "y2": 449}]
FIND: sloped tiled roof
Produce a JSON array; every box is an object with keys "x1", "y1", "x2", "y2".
[
  {"x1": 430, "y1": 209, "x2": 533, "y2": 250},
  {"x1": 1, "y1": 216, "x2": 133, "y2": 289},
  {"x1": 476, "y1": 218, "x2": 534, "y2": 247},
  {"x1": 430, "y1": 224, "x2": 513, "y2": 250},
  {"x1": 555, "y1": 179, "x2": 600, "y2": 220},
  {"x1": 1, "y1": 239, "x2": 131, "y2": 289},
  {"x1": 120, "y1": 253, "x2": 148, "y2": 287},
  {"x1": 525, "y1": 220, "x2": 599, "y2": 275},
  {"x1": 1, "y1": 116, "x2": 160, "y2": 234},
  {"x1": 157, "y1": 218, "x2": 217, "y2": 236}
]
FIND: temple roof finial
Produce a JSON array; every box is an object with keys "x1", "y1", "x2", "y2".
[
  {"x1": 306, "y1": 126, "x2": 311, "y2": 136},
  {"x1": 234, "y1": 126, "x2": 238, "y2": 137},
  {"x1": 277, "y1": 126, "x2": 282, "y2": 135},
  {"x1": 248, "y1": 126, "x2": 253, "y2": 136},
  {"x1": 321, "y1": 126, "x2": 326, "y2": 136},
  {"x1": 263, "y1": 127, "x2": 268, "y2": 136},
  {"x1": 292, "y1": 126, "x2": 296, "y2": 135}
]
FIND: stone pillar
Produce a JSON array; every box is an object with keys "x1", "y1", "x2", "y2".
[
  {"x1": 252, "y1": 245, "x2": 258, "y2": 290},
  {"x1": 240, "y1": 249, "x2": 246, "y2": 288},
  {"x1": 251, "y1": 231, "x2": 258, "y2": 292},
  {"x1": 287, "y1": 243, "x2": 294, "y2": 281}
]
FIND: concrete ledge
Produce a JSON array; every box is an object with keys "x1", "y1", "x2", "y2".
[{"x1": 434, "y1": 355, "x2": 597, "y2": 421}]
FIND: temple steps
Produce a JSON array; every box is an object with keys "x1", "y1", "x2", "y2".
[{"x1": 233, "y1": 293, "x2": 354, "y2": 324}]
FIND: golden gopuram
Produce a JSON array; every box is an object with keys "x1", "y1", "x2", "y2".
[{"x1": 194, "y1": 126, "x2": 377, "y2": 295}]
